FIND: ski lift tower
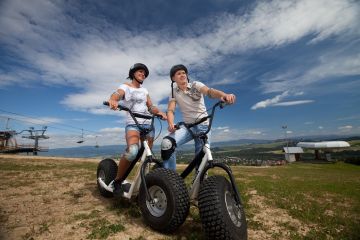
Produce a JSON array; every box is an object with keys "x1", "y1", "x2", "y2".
[{"x1": 21, "y1": 126, "x2": 49, "y2": 155}]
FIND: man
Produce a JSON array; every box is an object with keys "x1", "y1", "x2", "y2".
[{"x1": 161, "y1": 64, "x2": 236, "y2": 170}]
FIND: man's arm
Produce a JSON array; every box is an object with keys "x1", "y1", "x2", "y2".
[
  {"x1": 199, "y1": 86, "x2": 236, "y2": 104},
  {"x1": 167, "y1": 100, "x2": 177, "y2": 133}
]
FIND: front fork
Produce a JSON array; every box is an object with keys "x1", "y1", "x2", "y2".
[
  {"x1": 193, "y1": 143, "x2": 242, "y2": 205},
  {"x1": 140, "y1": 141, "x2": 163, "y2": 203}
]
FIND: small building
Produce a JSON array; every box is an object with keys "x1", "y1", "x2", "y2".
[
  {"x1": 283, "y1": 147, "x2": 303, "y2": 162},
  {"x1": 297, "y1": 141, "x2": 350, "y2": 162}
]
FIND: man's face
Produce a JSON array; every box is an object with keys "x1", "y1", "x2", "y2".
[
  {"x1": 134, "y1": 69, "x2": 146, "y2": 81},
  {"x1": 172, "y1": 70, "x2": 187, "y2": 84}
]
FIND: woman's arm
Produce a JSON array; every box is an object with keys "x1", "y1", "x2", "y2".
[
  {"x1": 146, "y1": 95, "x2": 167, "y2": 119},
  {"x1": 108, "y1": 89, "x2": 125, "y2": 110}
]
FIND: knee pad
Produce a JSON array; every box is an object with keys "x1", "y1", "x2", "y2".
[
  {"x1": 161, "y1": 136, "x2": 176, "y2": 160},
  {"x1": 124, "y1": 144, "x2": 139, "y2": 161}
]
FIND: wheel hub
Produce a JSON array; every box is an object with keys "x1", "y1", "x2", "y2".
[
  {"x1": 146, "y1": 185, "x2": 167, "y2": 217},
  {"x1": 225, "y1": 190, "x2": 243, "y2": 227},
  {"x1": 98, "y1": 170, "x2": 105, "y2": 182}
]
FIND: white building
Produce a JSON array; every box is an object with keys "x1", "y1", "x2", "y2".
[{"x1": 283, "y1": 147, "x2": 304, "y2": 162}]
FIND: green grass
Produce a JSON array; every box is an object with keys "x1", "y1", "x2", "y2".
[
  {"x1": 87, "y1": 218, "x2": 125, "y2": 239},
  {"x1": 72, "y1": 210, "x2": 125, "y2": 239},
  {"x1": 232, "y1": 162, "x2": 360, "y2": 239}
]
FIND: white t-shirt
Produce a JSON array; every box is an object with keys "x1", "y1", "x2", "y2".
[
  {"x1": 118, "y1": 83, "x2": 151, "y2": 125},
  {"x1": 169, "y1": 81, "x2": 208, "y2": 124}
]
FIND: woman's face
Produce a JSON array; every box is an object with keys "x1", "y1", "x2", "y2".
[
  {"x1": 172, "y1": 70, "x2": 187, "y2": 85},
  {"x1": 134, "y1": 69, "x2": 146, "y2": 82}
]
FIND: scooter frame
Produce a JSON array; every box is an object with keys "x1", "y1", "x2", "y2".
[
  {"x1": 97, "y1": 102, "x2": 162, "y2": 201},
  {"x1": 175, "y1": 101, "x2": 242, "y2": 205}
]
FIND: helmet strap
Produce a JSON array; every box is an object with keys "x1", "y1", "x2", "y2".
[
  {"x1": 133, "y1": 76, "x2": 143, "y2": 85},
  {"x1": 171, "y1": 81, "x2": 174, "y2": 98}
]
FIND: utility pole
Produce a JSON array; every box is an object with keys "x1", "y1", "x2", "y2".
[
  {"x1": 22, "y1": 126, "x2": 49, "y2": 155},
  {"x1": 282, "y1": 125, "x2": 289, "y2": 153},
  {"x1": 5, "y1": 118, "x2": 10, "y2": 130}
]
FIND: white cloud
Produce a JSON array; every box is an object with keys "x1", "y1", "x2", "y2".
[
  {"x1": 0, "y1": 114, "x2": 63, "y2": 127},
  {"x1": 251, "y1": 91, "x2": 289, "y2": 109},
  {"x1": 99, "y1": 127, "x2": 124, "y2": 133},
  {"x1": 0, "y1": 0, "x2": 359, "y2": 115},
  {"x1": 215, "y1": 126, "x2": 230, "y2": 130},
  {"x1": 251, "y1": 91, "x2": 314, "y2": 110},
  {"x1": 273, "y1": 100, "x2": 314, "y2": 106},
  {"x1": 338, "y1": 125, "x2": 353, "y2": 130},
  {"x1": 211, "y1": 127, "x2": 267, "y2": 142},
  {"x1": 251, "y1": 131, "x2": 263, "y2": 135},
  {"x1": 260, "y1": 48, "x2": 360, "y2": 94}
]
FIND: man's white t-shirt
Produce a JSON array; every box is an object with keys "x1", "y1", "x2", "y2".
[
  {"x1": 169, "y1": 81, "x2": 208, "y2": 124},
  {"x1": 118, "y1": 83, "x2": 151, "y2": 125}
]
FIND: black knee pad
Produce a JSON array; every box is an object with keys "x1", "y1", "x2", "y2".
[{"x1": 161, "y1": 136, "x2": 176, "y2": 160}]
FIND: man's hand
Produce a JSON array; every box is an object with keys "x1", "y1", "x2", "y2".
[
  {"x1": 221, "y1": 93, "x2": 236, "y2": 104},
  {"x1": 168, "y1": 124, "x2": 177, "y2": 133}
]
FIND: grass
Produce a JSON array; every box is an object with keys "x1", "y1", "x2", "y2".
[
  {"x1": 87, "y1": 218, "x2": 125, "y2": 239},
  {"x1": 1, "y1": 155, "x2": 359, "y2": 239},
  {"x1": 232, "y1": 162, "x2": 360, "y2": 240},
  {"x1": 73, "y1": 210, "x2": 125, "y2": 239}
]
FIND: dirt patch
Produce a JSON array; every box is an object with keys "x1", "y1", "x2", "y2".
[
  {"x1": 0, "y1": 155, "x2": 309, "y2": 239},
  {"x1": 0, "y1": 155, "x2": 173, "y2": 240},
  {"x1": 247, "y1": 190, "x2": 314, "y2": 239}
]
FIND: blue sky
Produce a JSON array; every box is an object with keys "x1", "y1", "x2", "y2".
[{"x1": 0, "y1": 0, "x2": 359, "y2": 148}]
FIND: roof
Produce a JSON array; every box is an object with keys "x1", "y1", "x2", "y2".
[
  {"x1": 297, "y1": 141, "x2": 350, "y2": 149},
  {"x1": 283, "y1": 147, "x2": 304, "y2": 153}
]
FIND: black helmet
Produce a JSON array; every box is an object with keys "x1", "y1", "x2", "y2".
[
  {"x1": 169, "y1": 64, "x2": 188, "y2": 81},
  {"x1": 128, "y1": 63, "x2": 149, "y2": 79}
]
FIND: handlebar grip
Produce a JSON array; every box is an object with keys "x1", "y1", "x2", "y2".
[
  {"x1": 103, "y1": 101, "x2": 110, "y2": 106},
  {"x1": 220, "y1": 101, "x2": 226, "y2": 109}
]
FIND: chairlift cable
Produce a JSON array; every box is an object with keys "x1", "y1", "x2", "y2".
[{"x1": 0, "y1": 109, "x2": 98, "y2": 134}]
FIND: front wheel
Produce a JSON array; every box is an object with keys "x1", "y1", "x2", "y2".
[
  {"x1": 198, "y1": 175, "x2": 247, "y2": 240},
  {"x1": 138, "y1": 168, "x2": 190, "y2": 233},
  {"x1": 97, "y1": 158, "x2": 117, "y2": 198}
]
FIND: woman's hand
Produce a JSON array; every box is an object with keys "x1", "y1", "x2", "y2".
[
  {"x1": 158, "y1": 112, "x2": 168, "y2": 120},
  {"x1": 108, "y1": 99, "x2": 119, "y2": 110}
]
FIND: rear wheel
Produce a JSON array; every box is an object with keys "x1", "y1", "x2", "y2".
[
  {"x1": 97, "y1": 158, "x2": 117, "y2": 198},
  {"x1": 138, "y1": 168, "x2": 190, "y2": 233},
  {"x1": 198, "y1": 175, "x2": 247, "y2": 240}
]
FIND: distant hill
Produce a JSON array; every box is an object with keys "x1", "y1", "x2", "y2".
[
  {"x1": 41, "y1": 144, "x2": 126, "y2": 158},
  {"x1": 38, "y1": 134, "x2": 359, "y2": 158}
]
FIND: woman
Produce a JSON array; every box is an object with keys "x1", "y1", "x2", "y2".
[{"x1": 108, "y1": 63, "x2": 167, "y2": 196}]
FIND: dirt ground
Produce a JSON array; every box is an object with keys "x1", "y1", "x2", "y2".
[{"x1": 0, "y1": 155, "x2": 310, "y2": 240}]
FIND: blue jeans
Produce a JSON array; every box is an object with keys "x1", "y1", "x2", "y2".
[{"x1": 163, "y1": 124, "x2": 210, "y2": 170}]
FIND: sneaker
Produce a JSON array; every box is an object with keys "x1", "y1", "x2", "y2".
[
  {"x1": 122, "y1": 182, "x2": 131, "y2": 193},
  {"x1": 113, "y1": 180, "x2": 123, "y2": 198}
]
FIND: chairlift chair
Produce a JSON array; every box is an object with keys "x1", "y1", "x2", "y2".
[
  {"x1": 94, "y1": 136, "x2": 99, "y2": 148},
  {"x1": 76, "y1": 129, "x2": 84, "y2": 144}
]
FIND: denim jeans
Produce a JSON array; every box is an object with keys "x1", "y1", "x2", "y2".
[
  {"x1": 163, "y1": 124, "x2": 210, "y2": 170},
  {"x1": 125, "y1": 124, "x2": 154, "y2": 138}
]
